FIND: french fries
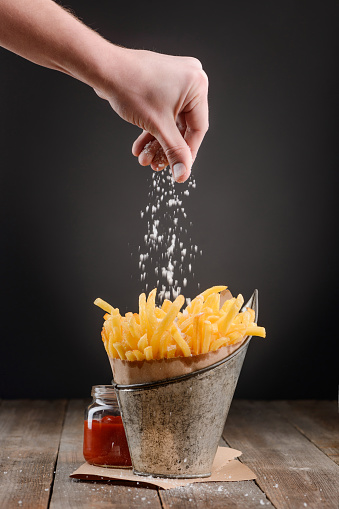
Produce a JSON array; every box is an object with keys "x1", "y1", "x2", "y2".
[{"x1": 95, "y1": 286, "x2": 266, "y2": 361}]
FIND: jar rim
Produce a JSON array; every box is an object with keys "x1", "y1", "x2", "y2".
[{"x1": 91, "y1": 385, "x2": 117, "y2": 398}]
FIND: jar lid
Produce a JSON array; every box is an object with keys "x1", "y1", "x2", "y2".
[{"x1": 91, "y1": 385, "x2": 117, "y2": 398}]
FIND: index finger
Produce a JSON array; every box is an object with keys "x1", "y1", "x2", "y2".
[
  {"x1": 182, "y1": 71, "x2": 209, "y2": 161},
  {"x1": 183, "y1": 95, "x2": 209, "y2": 162}
]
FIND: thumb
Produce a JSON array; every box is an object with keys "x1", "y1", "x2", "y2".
[{"x1": 157, "y1": 121, "x2": 193, "y2": 183}]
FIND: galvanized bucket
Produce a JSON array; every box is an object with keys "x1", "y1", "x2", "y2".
[{"x1": 114, "y1": 290, "x2": 258, "y2": 478}]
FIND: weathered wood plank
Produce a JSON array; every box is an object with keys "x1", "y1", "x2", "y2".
[
  {"x1": 272, "y1": 401, "x2": 339, "y2": 465},
  {"x1": 0, "y1": 399, "x2": 67, "y2": 509},
  {"x1": 223, "y1": 400, "x2": 339, "y2": 509},
  {"x1": 159, "y1": 436, "x2": 274, "y2": 508},
  {"x1": 160, "y1": 481, "x2": 273, "y2": 509},
  {"x1": 49, "y1": 399, "x2": 162, "y2": 509}
]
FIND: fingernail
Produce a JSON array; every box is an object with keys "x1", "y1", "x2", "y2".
[{"x1": 172, "y1": 163, "x2": 186, "y2": 182}]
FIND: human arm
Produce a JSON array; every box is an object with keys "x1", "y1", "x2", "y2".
[{"x1": 0, "y1": 0, "x2": 209, "y2": 182}]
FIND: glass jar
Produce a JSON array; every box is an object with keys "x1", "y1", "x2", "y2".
[{"x1": 83, "y1": 385, "x2": 132, "y2": 468}]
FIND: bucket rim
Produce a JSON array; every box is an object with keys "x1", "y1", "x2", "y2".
[{"x1": 113, "y1": 289, "x2": 258, "y2": 392}]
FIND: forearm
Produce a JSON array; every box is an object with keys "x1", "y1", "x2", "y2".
[
  {"x1": 0, "y1": 0, "x2": 209, "y2": 181},
  {"x1": 0, "y1": 0, "x2": 120, "y2": 90}
]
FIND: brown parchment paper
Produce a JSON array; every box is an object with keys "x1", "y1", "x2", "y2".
[
  {"x1": 70, "y1": 447, "x2": 256, "y2": 489},
  {"x1": 110, "y1": 289, "x2": 248, "y2": 385}
]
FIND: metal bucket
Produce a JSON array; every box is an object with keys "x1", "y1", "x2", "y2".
[{"x1": 114, "y1": 290, "x2": 258, "y2": 478}]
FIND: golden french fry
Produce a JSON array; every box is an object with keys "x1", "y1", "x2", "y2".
[
  {"x1": 227, "y1": 324, "x2": 247, "y2": 335},
  {"x1": 201, "y1": 285, "x2": 227, "y2": 300},
  {"x1": 185, "y1": 294, "x2": 202, "y2": 315},
  {"x1": 137, "y1": 333, "x2": 149, "y2": 352},
  {"x1": 210, "y1": 337, "x2": 230, "y2": 351},
  {"x1": 211, "y1": 323, "x2": 218, "y2": 334},
  {"x1": 234, "y1": 310, "x2": 252, "y2": 326},
  {"x1": 217, "y1": 294, "x2": 244, "y2": 336},
  {"x1": 197, "y1": 314, "x2": 205, "y2": 355},
  {"x1": 108, "y1": 340, "x2": 118, "y2": 358},
  {"x1": 103, "y1": 318, "x2": 114, "y2": 339},
  {"x1": 133, "y1": 313, "x2": 140, "y2": 324},
  {"x1": 170, "y1": 325, "x2": 191, "y2": 357},
  {"x1": 111, "y1": 309, "x2": 123, "y2": 343},
  {"x1": 94, "y1": 298, "x2": 114, "y2": 314},
  {"x1": 127, "y1": 315, "x2": 142, "y2": 340},
  {"x1": 201, "y1": 320, "x2": 212, "y2": 354},
  {"x1": 245, "y1": 325, "x2": 266, "y2": 338},
  {"x1": 191, "y1": 315, "x2": 199, "y2": 355},
  {"x1": 150, "y1": 295, "x2": 185, "y2": 358},
  {"x1": 192, "y1": 314, "x2": 204, "y2": 355},
  {"x1": 161, "y1": 299, "x2": 172, "y2": 312},
  {"x1": 105, "y1": 331, "x2": 116, "y2": 358},
  {"x1": 220, "y1": 297, "x2": 235, "y2": 313},
  {"x1": 125, "y1": 350, "x2": 137, "y2": 361},
  {"x1": 146, "y1": 288, "x2": 158, "y2": 337},
  {"x1": 139, "y1": 293, "x2": 147, "y2": 334},
  {"x1": 159, "y1": 331, "x2": 170, "y2": 359},
  {"x1": 191, "y1": 295, "x2": 204, "y2": 314},
  {"x1": 112, "y1": 342, "x2": 126, "y2": 360},
  {"x1": 166, "y1": 345, "x2": 177, "y2": 358},
  {"x1": 227, "y1": 331, "x2": 244, "y2": 344},
  {"x1": 179, "y1": 314, "x2": 195, "y2": 332},
  {"x1": 132, "y1": 349, "x2": 145, "y2": 361},
  {"x1": 205, "y1": 314, "x2": 220, "y2": 324},
  {"x1": 121, "y1": 320, "x2": 139, "y2": 350},
  {"x1": 203, "y1": 293, "x2": 220, "y2": 312},
  {"x1": 247, "y1": 308, "x2": 255, "y2": 322},
  {"x1": 185, "y1": 324, "x2": 194, "y2": 337},
  {"x1": 144, "y1": 345, "x2": 153, "y2": 360},
  {"x1": 101, "y1": 326, "x2": 108, "y2": 343},
  {"x1": 155, "y1": 307, "x2": 166, "y2": 319}
]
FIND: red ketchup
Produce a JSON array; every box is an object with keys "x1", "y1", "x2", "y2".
[{"x1": 83, "y1": 415, "x2": 132, "y2": 467}]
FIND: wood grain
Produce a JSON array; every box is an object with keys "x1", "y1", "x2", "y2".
[
  {"x1": 159, "y1": 436, "x2": 273, "y2": 508},
  {"x1": 49, "y1": 399, "x2": 162, "y2": 509},
  {"x1": 2, "y1": 399, "x2": 337, "y2": 508},
  {"x1": 223, "y1": 400, "x2": 339, "y2": 509},
  {"x1": 0, "y1": 399, "x2": 67, "y2": 509},
  {"x1": 272, "y1": 400, "x2": 339, "y2": 465}
]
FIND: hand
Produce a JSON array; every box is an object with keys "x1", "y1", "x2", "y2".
[
  {"x1": 94, "y1": 48, "x2": 209, "y2": 182},
  {"x1": 0, "y1": 1, "x2": 208, "y2": 182}
]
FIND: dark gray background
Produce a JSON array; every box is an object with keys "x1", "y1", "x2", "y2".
[{"x1": 0, "y1": 0, "x2": 337, "y2": 399}]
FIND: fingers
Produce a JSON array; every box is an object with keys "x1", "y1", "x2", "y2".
[
  {"x1": 183, "y1": 86, "x2": 209, "y2": 162},
  {"x1": 132, "y1": 132, "x2": 169, "y2": 170},
  {"x1": 132, "y1": 121, "x2": 193, "y2": 182},
  {"x1": 156, "y1": 119, "x2": 193, "y2": 183},
  {"x1": 132, "y1": 130, "x2": 154, "y2": 157},
  {"x1": 141, "y1": 139, "x2": 168, "y2": 171}
]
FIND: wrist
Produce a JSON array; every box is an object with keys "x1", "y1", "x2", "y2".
[{"x1": 53, "y1": 25, "x2": 126, "y2": 93}]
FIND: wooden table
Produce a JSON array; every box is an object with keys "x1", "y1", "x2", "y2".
[{"x1": 0, "y1": 400, "x2": 338, "y2": 508}]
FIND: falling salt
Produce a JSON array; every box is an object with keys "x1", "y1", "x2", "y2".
[{"x1": 137, "y1": 169, "x2": 201, "y2": 301}]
